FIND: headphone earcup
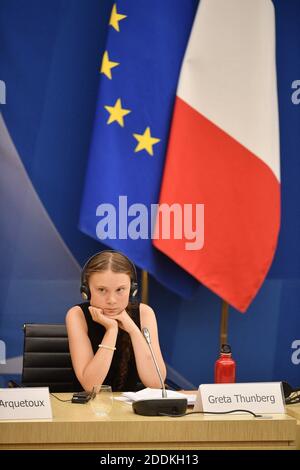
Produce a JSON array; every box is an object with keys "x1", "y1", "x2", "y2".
[
  {"x1": 130, "y1": 281, "x2": 138, "y2": 302},
  {"x1": 80, "y1": 284, "x2": 91, "y2": 301}
]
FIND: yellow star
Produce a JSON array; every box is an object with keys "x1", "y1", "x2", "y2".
[
  {"x1": 100, "y1": 51, "x2": 119, "y2": 79},
  {"x1": 133, "y1": 127, "x2": 161, "y2": 156},
  {"x1": 104, "y1": 98, "x2": 131, "y2": 127},
  {"x1": 109, "y1": 4, "x2": 127, "y2": 32}
]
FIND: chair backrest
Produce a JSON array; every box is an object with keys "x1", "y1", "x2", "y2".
[{"x1": 22, "y1": 323, "x2": 82, "y2": 392}]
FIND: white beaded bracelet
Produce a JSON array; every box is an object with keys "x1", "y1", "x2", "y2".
[{"x1": 98, "y1": 344, "x2": 116, "y2": 351}]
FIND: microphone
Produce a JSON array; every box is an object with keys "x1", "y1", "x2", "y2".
[
  {"x1": 132, "y1": 327, "x2": 187, "y2": 416},
  {"x1": 142, "y1": 327, "x2": 167, "y2": 398}
]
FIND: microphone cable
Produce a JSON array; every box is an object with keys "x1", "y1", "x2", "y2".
[
  {"x1": 50, "y1": 393, "x2": 72, "y2": 402},
  {"x1": 285, "y1": 392, "x2": 300, "y2": 405},
  {"x1": 159, "y1": 409, "x2": 262, "y2": 418},
  {"x1": 51, "y1": 389, "x2": 96, "y2": 403},
  {"x1": 8, "y1": 381, "x2": 74, "y2": 403}
]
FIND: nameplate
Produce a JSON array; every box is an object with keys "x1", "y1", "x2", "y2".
[
  {"x1": 194, "y1": 382, "x2": 285, "y2": 414},
  {"x1": 0, "y1": 387, "x2": 52, "y2": 420}
]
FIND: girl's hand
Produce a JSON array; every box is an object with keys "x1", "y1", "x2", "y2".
[
  {"x1": 109, "y1": 309, "x2": 137, "y2": 333},
  {"x1": 88, "y1": 306, "x2": 118, "y2": 331}
]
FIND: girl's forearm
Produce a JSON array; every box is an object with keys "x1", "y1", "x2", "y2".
[{"x1": 81, "y1": 327, "x2": 118, "y2": 391}]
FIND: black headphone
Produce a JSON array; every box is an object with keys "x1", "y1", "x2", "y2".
[
  {"x1": 80, "y1": 250, "x2": 138, "y2": 303},
  {"x1": 282, "y1": 381, "x2": 300, "y2": 405}
]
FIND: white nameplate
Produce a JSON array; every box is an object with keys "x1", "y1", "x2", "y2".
[
  {"x1": 0, "y1": 387, "x2": 52, "y2": 420},
  {"x1": 194, "y1": 382, "x2": 285, "y2": 415}
]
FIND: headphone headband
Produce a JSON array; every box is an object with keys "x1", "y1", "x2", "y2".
[{"x1": 80, "y1": 250, "x2": 138, "y2": 301}]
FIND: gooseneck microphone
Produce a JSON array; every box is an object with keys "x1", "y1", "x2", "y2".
[
  {"x1": 142, "y1": 327, "x2": 167, "y2": 398},
  {"x1": 132, "y1": 327, "x2": 187, "y2": 416}
]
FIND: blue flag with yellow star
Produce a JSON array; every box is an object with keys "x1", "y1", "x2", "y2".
[{"x1": 79, "y1": 0, "x2": 199, "y2": 297}]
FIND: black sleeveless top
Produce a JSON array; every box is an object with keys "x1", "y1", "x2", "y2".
[{"x1": 78, "y1": 302, "x2": 142, "y2": 392}]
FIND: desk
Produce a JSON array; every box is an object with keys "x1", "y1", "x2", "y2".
[
  {"x1": 0, "y1": 393, "x2": 297, "y2": 450},
  {"x1": 286, "y1": 403, "x2": 300, "y2": 450}
]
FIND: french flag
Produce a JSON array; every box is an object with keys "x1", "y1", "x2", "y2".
[{"x1": 154, "y1": 0, "x2": 280, "y2": 312}]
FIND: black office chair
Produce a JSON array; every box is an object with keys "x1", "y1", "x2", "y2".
[
  {"x1": 20, "y1": 324, "x2": 183, "y2": 393},
  {"x1": 22, "y1": 323, "x2": 82, "y2": 392}
]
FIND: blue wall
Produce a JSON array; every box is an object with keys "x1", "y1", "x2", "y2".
[{"x1": 0, "y1": 0, "x2": 299, "y2": 388}]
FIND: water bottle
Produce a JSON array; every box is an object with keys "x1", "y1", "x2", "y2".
[{"x1": 214, "y1": 344, "x2": 236, "y2": 383}]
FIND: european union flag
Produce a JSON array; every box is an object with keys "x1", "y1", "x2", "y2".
[{"x1": 79, "y1": 0, "x2": 199, "y2": 297}]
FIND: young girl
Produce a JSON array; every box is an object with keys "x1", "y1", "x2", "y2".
[{"x1": 66, "y1": 250, "x2": 166, "y2": 392}]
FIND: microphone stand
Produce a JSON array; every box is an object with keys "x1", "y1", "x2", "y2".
[
  {"x1": 142, "y1": 328, "x2": 167, "y2": 398},
  {"x1": 131, "y1": 328, "x2": 187, "y2": 416}
]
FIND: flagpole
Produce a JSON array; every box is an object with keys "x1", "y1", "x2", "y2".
[
  {"x1": 141, "y1": 270, "x2": 149, "y2": 304},
  {"x1": 220, "y1": 300, "x2": 229, "y2": 347}
]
